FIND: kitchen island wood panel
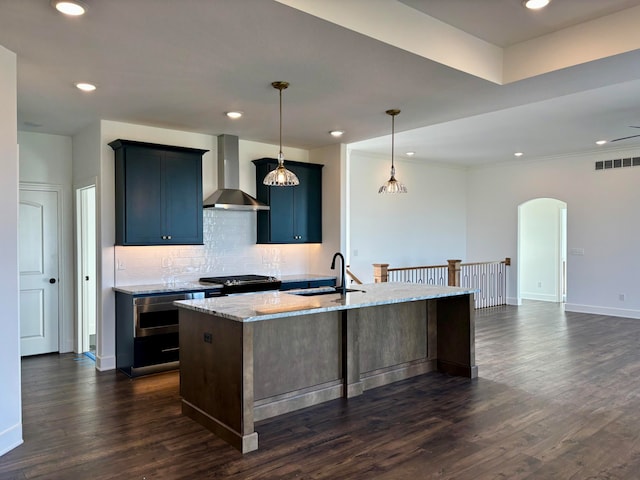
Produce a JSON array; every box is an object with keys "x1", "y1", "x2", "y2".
[
  {"x1": 179, "y1": 310, "x2": 256, "y2": 452},
  {"x1": 177, "y1": 283, "x2": 477, "y2": 453},
  {"x1": 253, "y1": 311, "x2": 342, "y2": 401},
  {"x1": 357, "y1": 301, "x2": 428, "y2": 373}
]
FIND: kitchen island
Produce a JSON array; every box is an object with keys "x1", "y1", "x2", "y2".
[{"x1": 175, "y1": 282, "x2": 477, "y2": 453}]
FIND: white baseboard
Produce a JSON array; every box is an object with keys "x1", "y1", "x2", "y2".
[
  {"x1": 521, "y1": 292, "x2": 558, "y2": 302},
  {"x1": 0, "y1": 423, "x2": 23, "y2": 457},
  {"x1": 507, "y1": 297, "x2": 521, "y2": 306},
  {"x1": 564, "y1": 303, "x2": 640, "y2": 320},
  {"x1": 96, "y1": 354, "x2": 116, "y2": 371}
]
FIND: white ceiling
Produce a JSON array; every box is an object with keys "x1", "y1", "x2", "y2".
[
  {"x1": 2, "y1": 0, "x2": 640, "y2": 166},
  {"x1": 398, "y1": 0, "x2": 640, "y2": 47}
]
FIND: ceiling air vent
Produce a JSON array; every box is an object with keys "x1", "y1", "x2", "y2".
[{"x1": 595, "y1": 157, "x2": 640, "y2": 171}]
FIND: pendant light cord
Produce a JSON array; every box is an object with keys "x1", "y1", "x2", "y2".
[
  {"x1": 279, "y1": 86, "x2": 283, "y2": 160},
  {"x1": 386, "y1": 109, "x2": 400, "y2": 172},
  {"x1": 272, "y1": 81, "x2": 289, "y2": 163},
  {"x1": 391, "y1": 113, "x2": 395, "y2": 170}
]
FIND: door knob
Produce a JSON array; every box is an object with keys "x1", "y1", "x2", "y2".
[{"x1": 49, "y1": 278, "x2": 56, "y2": 284}]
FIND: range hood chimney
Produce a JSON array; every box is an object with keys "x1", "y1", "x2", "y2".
[{"x1": 203, "y1": 134, "x2": 269, "y2": 210}]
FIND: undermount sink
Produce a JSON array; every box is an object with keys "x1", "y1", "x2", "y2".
[{"x1": 290, "y1": 287, "x2": 365, "y2": 297}]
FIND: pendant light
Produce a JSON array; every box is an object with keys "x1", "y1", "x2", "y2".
[
  {"x1": 263, "y1": 81, "x2": 300, "y2": 186},
  {"x1": 378, "y1": 109, "x2": 407, "y2": 194}
]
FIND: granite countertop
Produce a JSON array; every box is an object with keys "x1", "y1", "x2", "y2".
[
  {"x1": 174, "y1": 282, "x2": 478, "y2": 323},
  {"x1": 113, "y1": 274, "x2": 337, "y2": 295},
  {"x1": 113, "y1": 281, "x2": 223, "y2": 295}
]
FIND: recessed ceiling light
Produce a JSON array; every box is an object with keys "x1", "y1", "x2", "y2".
[
  {"x1": 75, "y1": 82, "x2": 96, "y2": 92},
  {"x1": 523, "y1": 0, "x2": 550, "y2": 10},
  {"x1": 226, "y1": 111, "x2": 243, "y2": 119},
  {"x1": 514, "y1": 152, "x2": 524, "y2": 157},
  {"x1": 329, "y1": 130, "x2": 344, "y2": 137},
  {"x1": 596, "y1": 140, "x2": 607, "y2": 145},
  {"x1": 51, "y1": 0, "x2": 87, "y2": 16},
  {"x1": 405, "y1": 151, "x2": 415, "y2": 156}
]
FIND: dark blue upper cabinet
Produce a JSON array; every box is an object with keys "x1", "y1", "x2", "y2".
[
  {"x1": 253, "y1": 158, "x2": 323, "y2": 244},
  {"x1": 110, "y1": 139, "x2": 208, "y2": 246}
]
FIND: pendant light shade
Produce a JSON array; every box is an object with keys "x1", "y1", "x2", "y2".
[
  {"x1": 379, "y1": 109, "x2": 407, "y2": 194},
  {"x1": 263, "y1": 81, "x2": 300, "y2": 187}
]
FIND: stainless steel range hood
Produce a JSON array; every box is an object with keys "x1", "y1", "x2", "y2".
[{"x1": 203, "y1": 134, "x2": 269, "y2": 210}]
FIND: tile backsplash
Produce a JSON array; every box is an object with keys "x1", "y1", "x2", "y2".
[{"x1": 114, "y1": 209, "x2": 313, "y2": 286}]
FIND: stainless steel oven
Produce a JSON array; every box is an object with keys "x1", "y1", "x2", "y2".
[{"x1": 134, "y1": 292, "x2": 205, "y2": 337}]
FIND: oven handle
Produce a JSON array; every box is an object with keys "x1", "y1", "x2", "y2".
[{"x1": 161, "y1": 347, "x2": 180, "y2": 353}]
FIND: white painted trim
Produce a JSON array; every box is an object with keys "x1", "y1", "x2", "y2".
[
  {"x1": 565, "y1": 303, "x2": 640, "y2": 320},
  {"x1": 73, "y1": 177, "x2": 98, "y2": 355},
  {"x1": 507, "y1": 297, "x2": 521, "y2": 306},
  {"x1": 95, "y1": 354, "x2": 116, "y2": 371},
  {"x1": 521, "y1": 292, "x2": 558, "y2": 302},
  {"x1": 0, "y1": 423, "x2": 23, "y2": 457}
]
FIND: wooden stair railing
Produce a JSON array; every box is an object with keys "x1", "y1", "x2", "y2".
[
  {"x1": 373, "y1": 258, "x2": 511, "y2": 309},
  {"x1": 346, "y1": 265, "x2": 363, "y2": 285}
]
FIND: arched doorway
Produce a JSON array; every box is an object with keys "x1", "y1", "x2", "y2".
[{"x1": 518, "y1": 198, "x2": 567, "y2": 304}]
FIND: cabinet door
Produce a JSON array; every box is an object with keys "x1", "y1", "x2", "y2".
[
  {"x1": 269, "y1": 183, "x2": 296, "y2": 243},
  {"x1": 163, "y1": 151, "x2": 203, "y2": 245},
  {"x1": 293, "y1": 165, "x2": 322, "y2": 243},
  {"x1": 123, "y1": 147, "x2": 164, "y2": 244}
]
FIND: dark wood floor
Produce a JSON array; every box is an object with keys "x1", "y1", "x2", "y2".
[{"x1": 3, "y1": 301, "x2": 640, "y2": 479}]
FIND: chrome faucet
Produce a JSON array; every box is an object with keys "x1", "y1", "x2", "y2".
[{"x1": 330, "y1": 252, "x2": 346, "y2": 295}]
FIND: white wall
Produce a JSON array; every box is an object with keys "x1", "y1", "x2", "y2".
[
  {"x1": 18, "y1": 132, "x2": 74, "y2": 352},
  {"x1": 309, "y1": 143, "x2": 345, "y2": 277},
  {"x1": 467, "y1": 149, "x2": 640, "y2": 317},
  {"x1": 348, "y1": 150, "x2": 467, "y2": 283},
  {"x1": 0, "y1": 44, "x2": 22, "y2": 456},
  {"x1": 519, "y1": 198, "x2": 566, "y2": 302},
  {"x1": 72, "y1": 122, "x2": 101, "y2": 184}
]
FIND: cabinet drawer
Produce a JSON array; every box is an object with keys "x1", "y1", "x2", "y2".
[
  {"x1": 280, "y1": 279, "x2": 336, "y2": 291},
  {"x1": 133, "y1": 333, "x2": 179, "y2": 368},
  {"x1": 310, "y1": 279, "x2": 335, "y2": 288},
  {"x1": 280, "y1": 281, "x2": 309, "y2": 291}
]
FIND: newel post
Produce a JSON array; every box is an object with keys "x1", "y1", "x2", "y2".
[
  {"x1": 373, "y1": 263, "x2": 389, "y2": 283},
  {"x1": 447, "y1": 259, "x2": 462, "y2": 287}
]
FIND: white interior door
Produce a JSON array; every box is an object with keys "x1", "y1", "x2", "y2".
[
  {"x1": 77, "y1": 185, "x2": 97, "y2": 354},
  {"x1": 19, "y1": 188, "x2": 60, "y2": 356}
]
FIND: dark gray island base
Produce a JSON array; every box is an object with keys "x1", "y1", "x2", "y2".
[{"x1": 176, "y1": 283, "x2": 477, "y2": 453}]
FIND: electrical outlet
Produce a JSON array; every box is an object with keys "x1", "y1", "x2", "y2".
[
  {"x1": 619, "y1": 294, "x2": 626, "y2": 301},
  {"x1": 204, "y1": 332, "x2": 212, "y2": 343},
  {"x1": 117, "y1": 259, "x2": 125, "y2": 270},
  {"x1": 537, "y1": 281, "x2": 542, "y2": 288}
]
